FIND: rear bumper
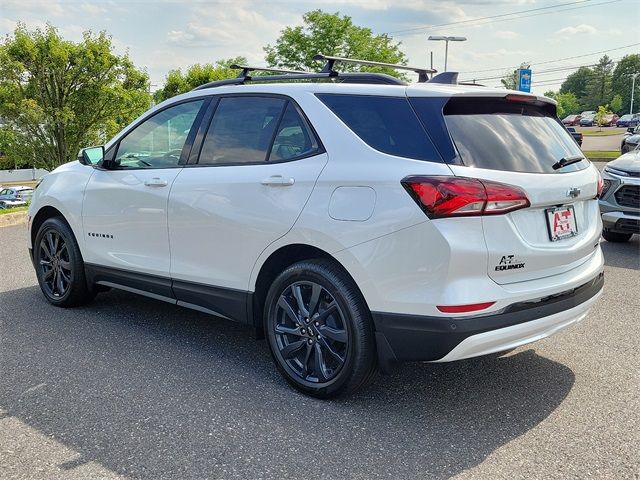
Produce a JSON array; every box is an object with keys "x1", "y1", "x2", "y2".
[{"x1": 372, "y1": 271, "x2": 604, "y2": 367}]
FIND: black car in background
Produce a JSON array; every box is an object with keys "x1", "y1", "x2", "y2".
[
  {"x1": 566, "y1": 127, "x2": 583, "y2": 146},
  {"x1": 616, "y1": 114, "x2": 640, "y2": 128},
  {"x1": 622, "y1": 125, "x2": 640, "y2": 154}
]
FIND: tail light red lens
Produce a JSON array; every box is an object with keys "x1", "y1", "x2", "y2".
[
  {"x1": 596, "y1": 171, "x2": 604, "y2": 198},
  {"x1": 402, "y1": 176, "x2": 530, "y2": 219}
]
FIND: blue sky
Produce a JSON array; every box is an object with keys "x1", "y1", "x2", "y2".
[{"x1": 1, "y1": 0, "x2": 638, "y2": 94}]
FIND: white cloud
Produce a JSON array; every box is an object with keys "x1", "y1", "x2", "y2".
[
  {"x1": 80, "y1": 3, "x2": 107, "y2": 16},
  {"x1": 493, "y1": 30, "x2": 517, "y2": 39},
  {"x1": 554, "y1": 24, "x2": 597, "y2": 36},
  {"x1": 1, "y1": 0, "x2": 63, "y2": 16}
]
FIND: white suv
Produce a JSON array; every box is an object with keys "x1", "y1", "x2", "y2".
[{"x1": 28, "y1": 59, "x2": 604, "y2": 398}]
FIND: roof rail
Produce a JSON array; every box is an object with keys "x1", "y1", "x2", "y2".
[
  {"x1": 192, "y1": 67, "x2": 406, "y2": 91},
  {"x1": 313, "y1": 53, "x2": 436, "y2": 83}
]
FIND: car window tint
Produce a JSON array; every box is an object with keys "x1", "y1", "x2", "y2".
[
  {"x1": 424, "y1": 97, "x2": 587, "y2": 174},
  {"x1": 317, "y1": 94, "x2": 442, "y2": 162},
  {"x1": 115, "y1": 100, "x2": 204, "y2": 169},
  {"x1": 199, "y1": 97, "x2": 286, "y2": 165},
  {"x1": 269, "y1": 102, "x2": 320, "y2": 161}
]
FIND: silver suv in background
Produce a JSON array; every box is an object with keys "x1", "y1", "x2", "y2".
[{"x1": 599, "y1": 146, "x2": 640, "y2": 242}]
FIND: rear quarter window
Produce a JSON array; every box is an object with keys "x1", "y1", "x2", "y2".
[{"x1": 317, "y1": 94, "x2": 442, "y2": 162}]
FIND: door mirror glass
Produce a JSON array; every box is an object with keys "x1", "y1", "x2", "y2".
[
  {"x1": 628, "y1": 127, "x2": 636, "y2": 134},
  {"x1": 78, "y1": 146, "x2": 104, "y2": 165}
]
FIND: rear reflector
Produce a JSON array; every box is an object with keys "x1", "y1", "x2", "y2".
[
  {"x1": 437, "y1": 302, "x2": 495, "y2": 314},
  {"x1": 596, "y1": 171, "x2": 604, "y2": 198},
  {"x1": 402, "y1": 176, "x2": 530, "y2": 219}
]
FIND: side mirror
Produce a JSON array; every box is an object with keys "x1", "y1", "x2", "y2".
[
  {"x1": 628, "y1": 127, "x2": 635, "y2": 134},
  {"x1": 78, "y1": 146, "x2": 104, "y2": 166}
]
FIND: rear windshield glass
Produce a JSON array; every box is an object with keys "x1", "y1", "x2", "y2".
[
  {"x1": 317, "y1": 94, "x2": 442, "y2": 162},
  {"x1": 411, "y1": 97, "x2": 588, "y2": 173}
]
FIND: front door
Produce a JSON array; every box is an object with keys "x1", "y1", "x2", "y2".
[{"x1": 82, "y1": 99, "x2": 206, "y2": 278}]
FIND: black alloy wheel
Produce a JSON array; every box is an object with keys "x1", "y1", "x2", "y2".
[
  {"x1": 273, "y1": 281, "x2": 349, "y2": 383},
  {"x1": 265, "y1": 259, "x2": 377, "y2": 398},
  {"x1": 34, "y1": 217, "x2": 95, "y2": 307},
  {"x1": 38, "y1": 229, "x2": 72, "y2": 298}
]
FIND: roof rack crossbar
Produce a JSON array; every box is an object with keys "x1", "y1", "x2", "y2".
[
  {"x1": 192, "y1": 71, "x2": 406, "y2": 91},
  {"x1": 313, "y1": 54, "x2": 436, "y2": 82},
  {"x1": 229, "y1": 64, "x2": 309, "y2": 79}
]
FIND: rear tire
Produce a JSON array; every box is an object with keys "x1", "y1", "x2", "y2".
[
  {"x1": 34, "y1": 217, "x2": 96, "y2": 307},
  {"x1": 602, "y1": 229, "x2": 632, "y2": 243},
  {"x1": 264, "y1": 259, "x2": 377, "y2": 398}
]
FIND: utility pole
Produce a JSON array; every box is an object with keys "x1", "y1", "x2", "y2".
[{"x1": 630, "y1": 73, "x2": 639, "y2": 114}]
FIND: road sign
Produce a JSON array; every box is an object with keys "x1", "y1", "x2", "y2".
[{"x1": 518, "y1": 68, "x2": 532, "y2": 93}]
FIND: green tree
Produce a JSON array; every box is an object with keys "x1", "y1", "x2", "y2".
[
  {"x1": 545, "y1": 91, "x2": 581, "y2": 119},
  {"x1": 611, "y1": 54, "x2": 640, "y2": 114},
  {"x1": 582, "y1": 55, "x2": 614, "y2": 111},
  {"x1": 0, "y1": 126, "x2": 35, "y2": 169},
  {"x1": 560, "y1": 66, "x2": 593, "y2": 102},
  {"x1": 610, "y1": 94, "x2": 623, "y2": 114},
  {"x1": 264, "y1": 10, "x2": 407, "y2": 78},
  {"x1": 500, "y1": 70, "x2": 518, "y2": 90},
  {"x1": 594, "y1": 104, "x2": 608, "y2": 131},
  {"x1": 0, "y1": 24, "x2": 151, "y2": 171},
  {"x1": 153, "y1": 57, "x2": 247, "y2": 103}
]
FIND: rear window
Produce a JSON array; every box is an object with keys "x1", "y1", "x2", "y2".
[
  {"x1": 411, "y1": 97, "x2": 588, "y2": 174},
  {"x1": 317, "y1": 94, "x2": 442, "y2": 162}
]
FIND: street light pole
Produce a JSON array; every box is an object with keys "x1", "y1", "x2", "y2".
[
  {"x1": 428, "y1": 35, "x2": 467, "y2": 72},
  {"x1": 630, "y1": 73, "x2": 639, "y2": 114}
]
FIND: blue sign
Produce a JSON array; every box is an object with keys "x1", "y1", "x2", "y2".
[{"x1": 518, "y1": 68, "x2": 532, "y2": 93}]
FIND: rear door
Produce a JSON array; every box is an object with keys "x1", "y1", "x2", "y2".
[
  {"x1": 168, "y1": 95, "x2": 327, "y2": 312},
  {"x1": 411, "y1": 94, "x2": 601, "y2": 285}
]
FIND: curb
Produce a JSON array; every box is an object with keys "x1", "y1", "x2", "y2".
[{"x1": 0, "y1": 211, "x2": 28, "y2": 228}]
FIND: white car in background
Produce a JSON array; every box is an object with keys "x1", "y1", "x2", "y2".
[{"x1": 27, "y1": 57, "x2": 604, "y2": 398}]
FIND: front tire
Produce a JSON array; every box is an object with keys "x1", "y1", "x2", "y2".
[
  {"x1": 264, "y1": 259, "x2": 377, "y2": 398},
  {"x1": 602, "y1": 229, "x2": 632, "y2": 243},
  {"x1": 34, "y1": 217, "x2": 95, "y2": 307}
]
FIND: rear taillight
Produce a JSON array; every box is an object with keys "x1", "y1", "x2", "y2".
[
  {"x1": 596, "y1": 171, "x2": 604, "y2": 198},
  {"x1": 402, "y1": 176, "x2": 530, "y2": 219}
]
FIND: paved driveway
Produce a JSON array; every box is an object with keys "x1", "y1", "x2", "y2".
[{"x1": 1, "y1": 224, "x2": 638, "y2": 479}]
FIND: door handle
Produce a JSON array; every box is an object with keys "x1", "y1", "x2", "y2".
[
  {"x1": 260, "y1": 175, "x2": 295, "y2": 186},
  {"x1": 144, "y1": 177, "x2": 168, "y2": 187}
]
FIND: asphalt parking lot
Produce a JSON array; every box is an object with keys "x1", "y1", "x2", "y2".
[{"x1": 1, "y1": 223, "x2": 638, "y2": 479}]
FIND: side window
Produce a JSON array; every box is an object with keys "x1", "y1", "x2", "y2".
[
  {"x1": 268, "y1": 102, "x2": 320, "y2": 161},
  {"x1": 0, "y1": 189, "x2": 8, "y2": 195},
  {"x1": 114, "y1": 100, "x2": 204, "y2": 169},
  {"x1": 198, "y1": 97, "x2": 286, "y2": 165},
  {"x1": 317, "y1": 94, "x2": 442, "y2": 162}
]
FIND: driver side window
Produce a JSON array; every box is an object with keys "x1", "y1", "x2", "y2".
[{"x1": 114, "y1": 100, "x2": 204, "y2": 169}]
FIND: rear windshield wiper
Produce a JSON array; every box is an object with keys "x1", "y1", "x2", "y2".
[{"x1": 552, "y1": 155, "x2": 584, "y2": 170}]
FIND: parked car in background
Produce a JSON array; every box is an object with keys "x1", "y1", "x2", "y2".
[
  {"x1": 580, "y1": 114, "x2": 596, "y2": 126},
  {"x1": 599, "y1": 145, "x2": 640, "y2": 242},
  {"x1": 597, "y1": 113, "x2": 619, "y2": 127},
  {"x1": 621, "y1": 125, "x2": 640, "y2": 153},
  {"x1": 562, "y1": 114, "x2": 582, "y2": 126},
  {"x1": 616, "y1": 114, "x2": 640, "y2": 128},
  {"x1": 566, "y1": 126, "x2": 583, "y2": 146},
  {"x1": 0, "y1": 186, "x2": 34, "y2": 208}
]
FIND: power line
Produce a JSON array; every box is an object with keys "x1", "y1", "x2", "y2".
[
  {"x1": 462, "y1": 56, "x2": 622, "y2": 82},
  {"x1": 460, "y1": 43, "x2": 640, "y2": 74},
  {"x1": 388, "y1": 0, "x2": 621, "y2": 37}
]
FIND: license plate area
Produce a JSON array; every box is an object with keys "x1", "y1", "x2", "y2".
[{"x1": 546, "y1": 205, "x2": 578, "y2": 241}]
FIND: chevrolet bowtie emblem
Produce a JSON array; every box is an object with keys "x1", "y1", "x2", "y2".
[{"x1": 567, "y1": 187, "x2": 581, "y2": 198}]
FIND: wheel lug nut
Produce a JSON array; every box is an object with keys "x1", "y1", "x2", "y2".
[
  {"x1": 301, "y1": 328, "x2": 306, "y2": 334},
  {"x1": 314, "y1": 321, "x2": 319, "y2": 327},
  {"x1": 308, "y1": 339, "x2": 313, "y2": 345}
]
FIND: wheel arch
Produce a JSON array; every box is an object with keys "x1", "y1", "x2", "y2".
[
  {"x1": 250, "y1": 243, "x2": 366, "y2": 329},
  {"x1": 31, "y1": 205, "x2": 67, "y2": 248}
]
